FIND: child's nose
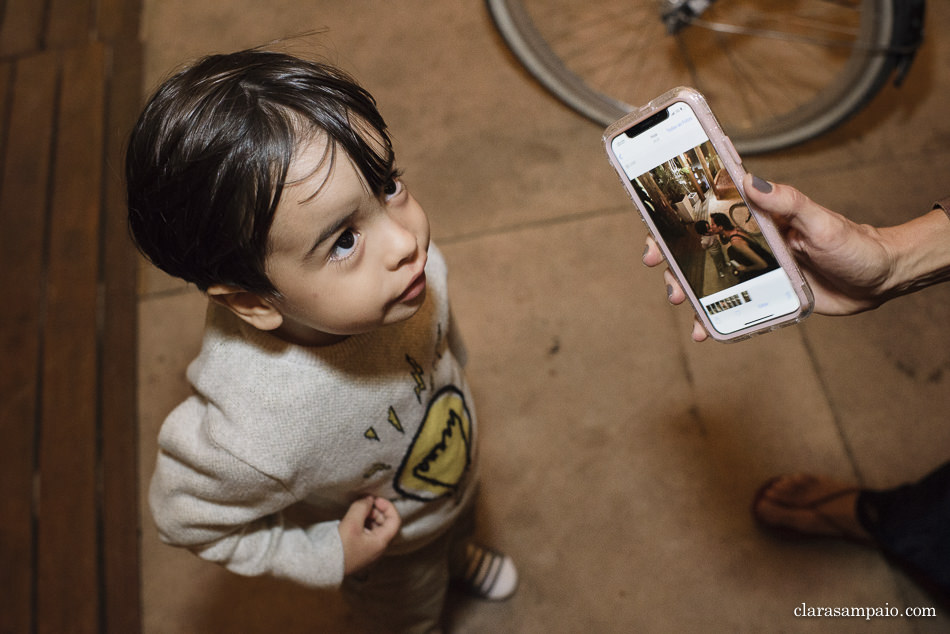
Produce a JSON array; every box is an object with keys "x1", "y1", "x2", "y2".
[{"x1": 383, "y1": 212, "x2": 419, "y2": 270}]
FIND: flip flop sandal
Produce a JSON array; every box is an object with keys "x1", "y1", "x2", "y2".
[{"x1": 751, "y1": 475, "x2": 876, "y2": 547}]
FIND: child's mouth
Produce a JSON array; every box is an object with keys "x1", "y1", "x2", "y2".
[{"x1": 397, "y1": 271, "x2": 427, "y2": 303}]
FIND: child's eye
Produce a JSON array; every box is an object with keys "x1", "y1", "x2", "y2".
[
  {"x1": 329, "y1": 229, "x2": 359, "y2": 260},
  {"x1": 383, "y1": 178, "x2": 404, "y2": 201}
]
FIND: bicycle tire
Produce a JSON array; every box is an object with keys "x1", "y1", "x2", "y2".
[{"x1": 487, "y1": 0, "x2": 896, "y2": 154}]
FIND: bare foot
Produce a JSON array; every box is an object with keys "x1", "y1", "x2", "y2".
[{"x1": 752, "y1": 474, "x2": 874, "y2": 545}]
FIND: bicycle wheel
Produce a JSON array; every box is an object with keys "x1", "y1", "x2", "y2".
[{"x1": 487, "y1": 0, "x2": 895, "y2": 154}]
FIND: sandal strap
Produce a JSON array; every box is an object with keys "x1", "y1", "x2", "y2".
[{"x1": 752, "y1": 475, "x2": 875, "y2": 547}]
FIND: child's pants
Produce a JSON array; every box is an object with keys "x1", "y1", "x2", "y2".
[{"x1": 341, "y1": 502, "x2": 475, "y2": 633}]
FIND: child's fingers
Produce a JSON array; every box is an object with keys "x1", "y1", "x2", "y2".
[
  {"x1": 338, "y1": 497, "x2": 402, "y2": 575},
  {"x1": 372, "y1": 497, "x2": 400, "y2": 519},
  {"x1": 341, "y1": 496, "x2": 402, "y2": 533},
  {"x1": 372, "y1": 498, "x2": 402, "y2": 531},
  {"x1": 364, "y1": 506, "x2": 383, "y2": 528},
  {"x1": 355, "y1": 497, "x2": 401, "y2": 534},
  {"x1": 345, "y1": 496, "x2": 375, "y2": 518},
  {"x1": 340, "y1": 496, "x2": 379, "y2": 532}
]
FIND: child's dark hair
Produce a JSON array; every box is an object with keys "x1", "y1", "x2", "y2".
[{"x1": 126, "y1": 48, "x2": 396, "y2": 294}]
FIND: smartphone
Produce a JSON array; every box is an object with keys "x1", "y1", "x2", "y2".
[{"x1": 603, "y1": 87, "x2": 813, "y2": 342}]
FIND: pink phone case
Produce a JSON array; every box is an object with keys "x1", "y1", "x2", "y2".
[{"x1": 603, "y1": 87, "x2": 813, "y2": 342}]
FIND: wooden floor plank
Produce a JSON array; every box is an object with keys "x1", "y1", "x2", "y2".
[
  {"x1": 100, "y1": 37, "x2": 144, "y2": 634},
  {"x1": 45, "y1": 0, "x2": 96, "y2": 49},
  {"x1": 97, "y1": 0, "x2": 142, "y2": 41},
  {"x1": 0, "y1": 52, "x2": 59, "y2": 634},
  {"x1": 0, "y1": 0, "x2": 46, "y2": 57},
  {"x1": 1, "y1": 0, "x2": 144, "y2": 629},
  {"x1": 0, "y1": 62, "x2": 10, "y2": 134},
  {"x1": 36, "y1": 44, "x2": 106, "y2": 634}
]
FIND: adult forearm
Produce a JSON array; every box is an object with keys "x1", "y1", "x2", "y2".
[{"x1": 879, "y1": 207, "x2": 950, "y2": 301}]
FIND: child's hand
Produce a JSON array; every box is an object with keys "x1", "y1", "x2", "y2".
[{"x1": 338, "y1": 496, "x2": 401, "y2": 576}]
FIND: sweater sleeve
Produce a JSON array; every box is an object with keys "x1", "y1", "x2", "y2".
[
  {"x1": 446, "y1": 307, "x2": 468, "y2": 367},
  {"x1": 148, "y1": 396, "x2": 346, "y2": 588}
]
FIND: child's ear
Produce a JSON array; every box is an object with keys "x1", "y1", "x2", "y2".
[{"x1": 207, "y1": 284, "x2": 284, "y2": 331}]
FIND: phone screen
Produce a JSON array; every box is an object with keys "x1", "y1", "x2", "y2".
[{"x1": 610, "y1": 101, "x2": 802, "y2": 335}]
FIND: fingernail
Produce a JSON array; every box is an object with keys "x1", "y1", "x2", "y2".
[
  {"x1": 643, "y1": 244, "x2": 650, "y2": 257},
  {"x1": 666, "y1": 284, "x2": 673, "y2": 300},
  {"x1": 751, "y1": 175, "x2": 773, "y2": 193}
]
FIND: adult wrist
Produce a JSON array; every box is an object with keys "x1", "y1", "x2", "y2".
[{"x1": 879, "y1": 208, "x2": 950, "y2": 300}]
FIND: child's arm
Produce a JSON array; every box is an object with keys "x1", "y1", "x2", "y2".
[
  {"x1": 338, "y1": 496, "x2": 402, "y2": 575},
  {"x1": 149, "y1": 398, "x2": 390, "y2": 588}
]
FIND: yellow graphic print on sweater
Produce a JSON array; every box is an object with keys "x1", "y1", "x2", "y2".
[{"x1": 394, "y1": 385, "x2": 472, "y2": 501}]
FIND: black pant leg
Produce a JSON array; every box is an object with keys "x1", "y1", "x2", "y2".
[{"x1": 857, "y1": 461, "x2": 950, "y2": 596}]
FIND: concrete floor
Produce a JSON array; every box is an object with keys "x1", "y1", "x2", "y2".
[{"x1": 137, "y1": 2, "x2": 950, "y2": 632}]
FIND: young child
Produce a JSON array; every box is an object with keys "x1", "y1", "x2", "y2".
[{"x1": 127, "y1": 48, "x2": 517, "y2": 632}]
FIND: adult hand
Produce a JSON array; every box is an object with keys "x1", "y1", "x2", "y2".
[
  {"x1": 642, "y1": 234, "x2": 709, "y2": 341},
  {"x1": 643, "y1": 173, "x2": 950, "y2": 340}
]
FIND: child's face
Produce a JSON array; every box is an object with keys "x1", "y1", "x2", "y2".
[{"x1": 262, "y1": 136, "x2": 430, "y2": 346}]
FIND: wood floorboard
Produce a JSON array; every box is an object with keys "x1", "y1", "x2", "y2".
[
  {"x1": 0, "y1": 51, "x2": 59, "y2": 634},
  {"x1": 0, "y1": 1, "x2": 143, "y2": 631}
]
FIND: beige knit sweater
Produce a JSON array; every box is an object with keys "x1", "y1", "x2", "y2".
[{"x1": 148, "y1": 245, "x2": 478, "y2": 588}]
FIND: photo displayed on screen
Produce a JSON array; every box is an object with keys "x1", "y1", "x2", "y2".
[{"x1": 610, "y1": 102, "x2": 801, "y2": 335}]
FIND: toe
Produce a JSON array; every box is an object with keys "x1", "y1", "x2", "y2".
[{"x1": 751, "y1": 473, "x2": 871, "y2": 544}]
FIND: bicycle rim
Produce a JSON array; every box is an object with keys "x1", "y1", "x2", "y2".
[{"x1": 488, "y1": 0, "x2": 895, "y2": 154}]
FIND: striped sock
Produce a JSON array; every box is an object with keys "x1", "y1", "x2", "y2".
[{"x1": 458, "y1": 542, "x2": 518, "y2": 601}]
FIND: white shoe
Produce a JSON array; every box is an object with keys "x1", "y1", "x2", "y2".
[{"x1": 458, "y1": 543, "x2": 519, "y2": 601}]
